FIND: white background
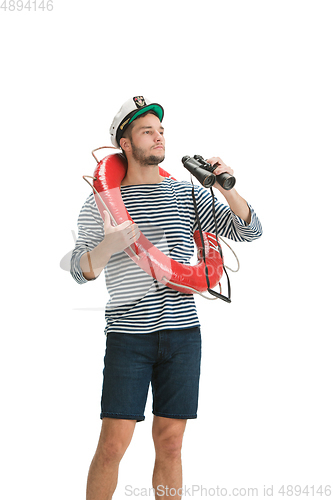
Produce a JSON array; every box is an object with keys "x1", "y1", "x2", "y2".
[{"x1": 1, "y1": 0, "x2": 332, "y2": 498}]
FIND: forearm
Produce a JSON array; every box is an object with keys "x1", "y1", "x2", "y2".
[
  {"x1": 205, "y1": 156, "x2": 251, "y2": 225},
  {"x1": 215, "y1": 185, "x2": 251, "y2": 225},
  {"x1": 80, "y1": 238, "x2": 113, "y2": 280},
  {"x1": 79, "y1": 217, "x2": 141, "y2": 280}
]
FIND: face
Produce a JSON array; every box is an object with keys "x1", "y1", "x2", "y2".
[{"x1": 121, "y1": 113, "x2": 165, "y2": 166}]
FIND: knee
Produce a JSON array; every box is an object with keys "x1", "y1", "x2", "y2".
[
  {"x1": 153, "y1": 426, "x2": 185, "y2": 459},
  {"x1": 95, "y1": 418, "x2": 135, "y2": 467},
  {"x1": 96, "y1": 438, "x2": 128, "y2": 466}
]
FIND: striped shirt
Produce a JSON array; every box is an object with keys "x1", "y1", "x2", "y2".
[{"x1": 70, "y1": 177, "x2": 262, "y2": 334}]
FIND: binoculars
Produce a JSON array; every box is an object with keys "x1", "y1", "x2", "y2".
[{"x1": 182, "y1": 155, "x2": 236, "y2": 190}]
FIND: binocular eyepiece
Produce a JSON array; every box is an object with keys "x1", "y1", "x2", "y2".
[{"x1": 182, "y1": 155, "x2": 236, "y2": 191}]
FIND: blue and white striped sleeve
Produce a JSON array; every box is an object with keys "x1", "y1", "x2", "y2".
[
  {"x1": 193, "y1": 185, "x2": 263, "y2": 242},
  {"x1": 70, "y1": 193, "x2": 105, "y2": 284}
]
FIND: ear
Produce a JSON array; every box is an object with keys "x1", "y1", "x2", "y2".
[{"x1": 120, "y1": 137, "x2": 130, "y2": 151}]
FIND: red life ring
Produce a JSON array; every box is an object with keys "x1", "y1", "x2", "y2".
[{"x1": 93, "y1": 153, "x2": 223, "y2": 294}]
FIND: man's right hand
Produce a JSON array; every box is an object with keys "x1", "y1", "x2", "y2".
[
  {"x1": 80, "y1": 211, "x2": 141, "y2": 280},
  {"x1": 103, "y1": 210, "x2": 141, "y2": 254}
]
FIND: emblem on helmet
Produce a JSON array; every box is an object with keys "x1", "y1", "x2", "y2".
[{"x1": 133, "y1": 96, "x2": 146, "y2": 108}]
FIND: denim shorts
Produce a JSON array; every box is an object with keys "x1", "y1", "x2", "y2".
[{"x1": 100, "y1": 327, "x2": 201, "y2": 422}]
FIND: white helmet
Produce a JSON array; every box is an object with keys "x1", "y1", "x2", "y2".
[{"x1": 109, "y1": 96, "x2": 164, "y2": 148}]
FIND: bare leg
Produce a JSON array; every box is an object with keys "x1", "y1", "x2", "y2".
[
  {"x1": 86, "y1": 418, "x2": 136, "y2": 500},
  {"x1": 152, "y1": 416, "x2": 187, "y2": 500}
]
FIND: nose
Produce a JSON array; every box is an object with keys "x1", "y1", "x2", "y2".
[{"x1": 155, "y1": 130, "x2": 163, "y2": 142}]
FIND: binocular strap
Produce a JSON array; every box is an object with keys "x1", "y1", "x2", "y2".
[{"x1": 190, "y1": 181, "x2": 231, "y2": 303}]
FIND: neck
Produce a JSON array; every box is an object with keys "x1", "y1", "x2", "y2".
[{"x1": 121, "y1": 161, "x2": 164, "y2": 186}]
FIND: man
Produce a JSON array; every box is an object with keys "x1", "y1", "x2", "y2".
[{"x1": 70, "y1": 96, "x2": 262, "y2": 499}]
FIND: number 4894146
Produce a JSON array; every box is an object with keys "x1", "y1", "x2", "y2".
[{"x1": 0, "y1": 0, "x2": 54, "y2": 10}]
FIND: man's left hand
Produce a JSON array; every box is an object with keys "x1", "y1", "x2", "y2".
[
  {"x1": 206, "y1": 157, "x2": 234, "y2": 184},
  {"x1": 206, "y1": 156, "x2": 251, "y2": 224}
]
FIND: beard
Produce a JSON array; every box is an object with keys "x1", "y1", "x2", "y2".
[{"x1": 130, "y1": 140, "x2": 165, "y2": 166}]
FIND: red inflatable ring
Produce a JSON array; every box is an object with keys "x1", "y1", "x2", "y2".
[{"x1": 92, "y1": 153, "x2": 224, "y2": 295}]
